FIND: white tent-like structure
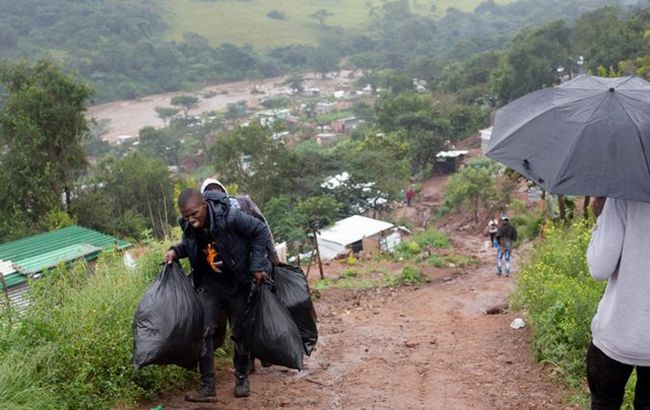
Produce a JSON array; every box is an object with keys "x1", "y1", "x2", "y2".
[{"x1": 315, "y1": 215, "x2": 405, "y2": 261}]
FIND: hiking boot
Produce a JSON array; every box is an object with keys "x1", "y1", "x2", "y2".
[
  {"x1": 234, "y1": 374, "x2": 251, "y2": 398},
  {"x1": 185, "y1": 384, "x2": 217, "y2": 403}
]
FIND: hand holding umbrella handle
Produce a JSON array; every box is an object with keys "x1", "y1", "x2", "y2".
[{"x1": 592, "y1": 197, "x2": 606, "y2": 218}]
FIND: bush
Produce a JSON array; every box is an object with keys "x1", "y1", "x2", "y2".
[
  {"x1": 387, "y1": 265, "x2": 422, "y2": 286},
  {"x1": 267, "y1": 9, "x2": 286, "y2": 20},
  {"x1": 0, "y1": 242, "x2": 196, "y2": 409},
  {"x1": 514, "y1": 219, "x2": 606, "y2": 401},
  {"x1": 395, "y1": 228, "x2": 451, "y2": 260}
]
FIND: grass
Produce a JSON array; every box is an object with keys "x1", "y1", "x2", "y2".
[
  {"x1": 315, "y1": 110, "x2": 355, "y2": 124},
  {"x1": 159, "y1": 0, "x2": 512, "y2": 49},
  {"x1": 0, "y1": 241, "x2": 197, "y2": 409},
  {"x1": 513, "y1": 219, "x2": 622, "y2": 406},
  {"x1": 395, "y1": 227, "x2": 451, "y2": 260}
]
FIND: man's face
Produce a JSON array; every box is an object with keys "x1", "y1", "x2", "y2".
[{"x1": 181, "y1": 197, "x2": 208, "y2": 229}]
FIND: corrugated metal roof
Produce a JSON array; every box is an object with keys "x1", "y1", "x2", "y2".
[
  {"x1": 13, "y1": 243, "x2": 102, "y2": 275},
  {"x1": 0, "y1": 225, "x2": 131, "y2": 290},
  {"x1": 317, "y1": 215, "x2": 394, "y2": 247},
  {"x1": 0, "y1": 260, "x2": 15, "y2": 277}
]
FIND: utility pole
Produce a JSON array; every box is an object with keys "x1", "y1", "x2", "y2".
[{"x1": 308, "y1": 220, "x2": 324, "y2": 280}]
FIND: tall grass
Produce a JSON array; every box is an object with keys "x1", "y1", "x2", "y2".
[
  {"x1": 513, "y1": 219, "x2": 633, "y2": 405},
  {"x1": 0, "y1": 241, "x2": 197, "y2": 409}
]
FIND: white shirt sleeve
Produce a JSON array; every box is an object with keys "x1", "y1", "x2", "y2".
[{"x1": 587, "y1": 198, "x2": 626, "y2": 281}]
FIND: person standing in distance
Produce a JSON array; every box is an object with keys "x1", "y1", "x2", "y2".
[{"x1": 495, "y1": 215, "x2": 517, "y2": 276}]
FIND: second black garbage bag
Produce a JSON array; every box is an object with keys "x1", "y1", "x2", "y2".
[
  {"x1": 245, "y1": 281, "x2": 304, "y2": 370},
  {"x1": 272, "y1": 263, "x2": 318, "y2": 355},
  {"x1": 133, "y1": 262, "x2": 204, "y2": 370}
]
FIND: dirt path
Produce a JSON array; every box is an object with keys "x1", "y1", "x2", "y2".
[{"x1": 148, "y1": 228, "x2": 573, "y2": 410}]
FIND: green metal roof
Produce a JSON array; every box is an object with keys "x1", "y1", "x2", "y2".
[{"x1": 0, "y1": 225, "x2": 131, "y2": 290}]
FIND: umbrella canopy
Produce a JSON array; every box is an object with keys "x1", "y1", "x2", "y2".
[{"x1": 486, "y1": 75, "x2": 650, "y2": 203}]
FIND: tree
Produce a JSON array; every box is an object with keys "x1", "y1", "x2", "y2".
[
  {"x1": 572, "y1": 7, "x2": 642, "y2": 73},
  {"x1": 296, "y1": 196, "x2": 341, "y2": 230},
  {"x1": 90, "y1": 153, "x2": 175, "y2": 239},
  {"x1": 170, "y1": 95, "x2": 199, "y2": 117},
  {"x1": 155, "y1": 106, "x2": 180, "y2": 126},
  {"x1": 308, "y1": 46, "x2": 340, "y2": 78},
  {"x1": 310, "y1": 9, "x2": 334, "y2": 27},
  {"x1": 490, "y1": 20, "x2": 571, "y2": 103},
  {"x1": 283, "y1": 73, "x2": 304, "y2": 92},
  {"x1": 333, "y1": 131, "x2": 410, "y2": 217},
  {"x1": 443, "y1": 158, "x2": 499, "y2": 223},
  {"x1": 212, "y1": 123, "x2": 302, "y2": 206},
  {"x1": 0, "y1": 60, "x2": 94, "y2": 240},
  {"x1": 137, "y1": 126, "x2": 180, "y2": 166}
]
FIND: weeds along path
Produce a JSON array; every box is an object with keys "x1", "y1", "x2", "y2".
[{"x1": 151, "y1": 231, "x2": 573, "y2": 409}]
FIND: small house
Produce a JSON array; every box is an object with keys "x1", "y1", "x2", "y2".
[
  {"x1": 316, "y1": 101, "x2": 337, "y2": 114},
  {"x1": 436, "y1": 150, "x2": 469, "y2": 174},
  {"x1": 315, "y1": 215, "x2": 406, "y2": 261},
  {"x1": 302, "y1": 87, "x2": 320, "y2": 97},
  {"x1": 331, "y1": 116, "x2": 364, "y2": 134},
  {"x1": 316, "y1": 133, "x2": 338, "y2": 146}
]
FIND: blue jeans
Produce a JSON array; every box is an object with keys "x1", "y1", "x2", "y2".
[{"x1": 497, "y1": 246, "x2": 511, "y2": 275}]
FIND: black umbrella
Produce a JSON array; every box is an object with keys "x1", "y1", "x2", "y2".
[{"x1": 486, "y1": 74, "x2": 650, "y2": 203}]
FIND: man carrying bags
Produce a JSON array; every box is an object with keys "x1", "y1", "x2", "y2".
[{"x1": 164, "y1": 188, "x2": 271, "y2": 403}]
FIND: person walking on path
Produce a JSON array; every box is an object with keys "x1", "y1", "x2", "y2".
[
  {"x1": 406, "y1": 186, "x2": 416, "y2": 207},
  {"x1": 586, "y1": 197, "x2": 650, "y2": 409},
  {"x1": 487, "y1": 218, "x2": 499, "y2": 248},
  {"x1": 495, "y1": 215, "x2": 517, "y2": 276},
  {"x1": 164, "y1": 188, "x2": 271, "y2": 403}
]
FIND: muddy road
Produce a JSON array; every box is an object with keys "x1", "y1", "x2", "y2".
[
  {"x1": 88, "y1": 71, "x2": 360, "y2": 143},
  {"x1": 149, "y1": 230, "x2": 572, "y2": 410}
]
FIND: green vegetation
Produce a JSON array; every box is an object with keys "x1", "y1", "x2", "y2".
[
  {"x1": 514, "y1": 219, "x2": 611, "y2": 405},
  {"x1": 395, "y1": 228, "x2": 451, "y2": 260},
  {"x1": 0, "y1": 61, "x2": 93, "y2": 241},
  {"x1": 1, "y1": 0, "x2": 638, "y2": 101},
  {"x1": 441, "y1": 158, "x2": 500, "y2": 222},
  {"x1": 386, "y1": 265, "x2": 423, "y2": 286},
  {"x1": 160, "y1": 0, "x2": 506, "y2": 49},
  {"x1": 0, "y1": 243, "x2": 196, "y2": 409}
]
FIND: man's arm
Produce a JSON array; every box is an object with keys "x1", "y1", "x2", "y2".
[
  {"x1": 227, "y1": 208, "x2": 271, "y2": 278},
  {"x1": 165, "y1": 220, "x2": 190, "y2": 263},
  {"x1": 587, "y1": 198, "x2": 626, "y2": 281}
]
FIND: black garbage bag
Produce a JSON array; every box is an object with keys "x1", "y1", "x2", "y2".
[
  {"x1": 245, "y1": 281, "x2": 303, "y2": 370},
  {"x1": 272, "y1": 263, "x2": 318, "y2": 355},
  {"x1": 133, "y1": 262, "x2": 204, "y2": 370}
]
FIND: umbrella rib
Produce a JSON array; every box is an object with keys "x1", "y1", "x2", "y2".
[
  {"x1": 613, "y1": 96, "x2": 650, "y2": 180},
  {"x1": 614, "y1": 76, "x2": 635, "y2": 89}
]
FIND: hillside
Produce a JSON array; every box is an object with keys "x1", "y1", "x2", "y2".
[
  {"x1": 0, "y1": 0, "x2": 634, "y2": 102},
  {"x1": 160, "y1": 0, "x2": 512, "y2": 49}
]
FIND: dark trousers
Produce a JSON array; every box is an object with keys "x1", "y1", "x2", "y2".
[
  {"x1": 587, "y1": 342, "x2": 650, "y2": 409},
  {"x1": 197, "y1": 283, "x2": 250, "y2": 388}
]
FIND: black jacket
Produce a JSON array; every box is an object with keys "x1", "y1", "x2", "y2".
[
  {"x1": 496, "y1": 222, "x2": 518, "y2": 242},
  {"x1": 171, "y1": 191, "x2": 271, "y2": 288}
]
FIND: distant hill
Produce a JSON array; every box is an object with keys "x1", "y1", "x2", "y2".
[
  {"x1": 160, "y1": 0, "x2": 512, "y2": 49},
  {"x1": 0, "y1": 0, "x2": 637, "y2": 102}
]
